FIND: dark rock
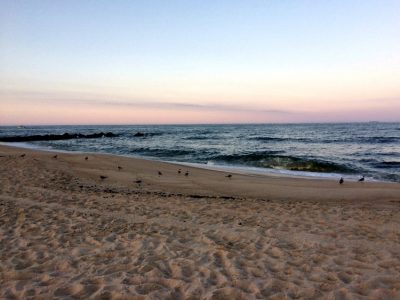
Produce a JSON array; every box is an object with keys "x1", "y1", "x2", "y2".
[
  {"x1": 133, "y1": 132, "x2": 145, "y2": 137},
  {"x1": 0, "y1": 132, "x2": 118, "y2": 142}
]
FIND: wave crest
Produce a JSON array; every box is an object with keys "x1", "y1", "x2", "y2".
[{"x1": 210, "y1": 152, "x2": 354, "y2": 173}]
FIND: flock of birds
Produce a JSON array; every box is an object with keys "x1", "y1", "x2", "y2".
[
  {"x1": 19, "y1": 152, "x2": 366, "y2": 185},
  {"x1": 94, "y1": 159, "x2": 221, "y2": 185},
  {"x1": 38, "y1": 153, "x2": 221, "y2": 184}
]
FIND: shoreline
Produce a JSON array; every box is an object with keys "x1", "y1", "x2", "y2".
[
  {"x1": 0, "y1": 142, "x2": 391, "y2": 184},
  {"x1": 1, "y1": 143, "x2": 400, "y2": 298},
  {"x1": 0, "y1": 143, "x2": 399, "y2": 203}
]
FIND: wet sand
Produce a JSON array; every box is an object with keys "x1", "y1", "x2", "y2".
[{"x1": 0, "y1": 144, "x2": 399, "y2": 299}]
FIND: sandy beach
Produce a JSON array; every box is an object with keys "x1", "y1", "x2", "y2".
[{"x1": 0, "y1": 144, "x2": 399, "y2": 299}]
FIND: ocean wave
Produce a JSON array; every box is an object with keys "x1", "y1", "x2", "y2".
[
  {"x1": 357, "y1": 136, "x2": 399, "y2": 144},
  {"x1": 250, "y1": 137, "x2": 289, "y2": 142},
  {"x1": 250, "y1": 136, "x2": 312, "y2": 142},
  {"x1": 183, "y1": 135, "x2": 219, "y2": 140},
  {"x1": 373, "y1": 161, "x2": 400, "y2": 169},
  {"x1": 253, "y1": 136, "x2": 399, "y2": 144},
  {"x1": 359, "y1": 158, "x2": 400, "y2": 170},
  {"x1": 360, "y1": 152, "x2": 400, "y2": 158},
  {"x1": 129, "y1": 147, "x2": 194, "y2": 157},
  {"x1": 381, "y1": 152, "x2": 400, "y2": 157},
  {"x1": 209, "y1": 152, "x2": 354, "y2": 173},
  {"x1": 251, "y1": 135, "x2": 399, "y2": 144},
  {"x1": 327, "y1": 136, "x2": 399, "y2": 144},
  {"x1": 381, "y1": 173, "x2": 400, "y2": 182}
]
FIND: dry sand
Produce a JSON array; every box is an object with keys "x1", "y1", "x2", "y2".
[{"x1": 0, "y1": 144, "x2": 399, "y2": 299}]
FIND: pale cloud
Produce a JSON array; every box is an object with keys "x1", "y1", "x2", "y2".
[
  {"x1": 0, "y1": 89, "x2": 293, "y2": 115},
  {"x1": 1, "y1": 88, "x2": 399, "y2": 125}
]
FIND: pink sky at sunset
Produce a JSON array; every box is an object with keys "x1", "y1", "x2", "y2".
[{"x1": 1, "y1": 1, "x2": 399, "y2": 125}]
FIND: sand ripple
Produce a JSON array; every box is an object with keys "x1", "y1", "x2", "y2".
[{"x1": 1, "y1": 150, "x2": 400, "y2": 299}]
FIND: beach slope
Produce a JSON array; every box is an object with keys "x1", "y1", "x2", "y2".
[{"x1": 0, "y1": 145, "x2": 399, "y2": 299}]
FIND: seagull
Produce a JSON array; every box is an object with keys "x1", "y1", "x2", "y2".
[
  {"x1": 85, "y1": 156, "x2": 88, "y2": 161},
  {"x1": 20, "y1": 154, "x2": 26, "y2": 158},
  {"x1": 158, "y1": 171, "x2": 162, "y2": 176},
  {"x1": 118, "y1": 166, "x2": 122, "y2": 171},
  {"x1": 339, "y1": 177, "x2": 344, "y2": 184},
  {"x1": 100, "y1": 175, "x2": 107, "y2": 180},
  {"x1": 185, "y1": 171, "x2": 189, "y2": 176},
  {"x1": 226, "y1": 174, "x2": 232, "y2": 179},
  {"x1": 358, "y1": 176, "x2": 365, "y2": 182}
]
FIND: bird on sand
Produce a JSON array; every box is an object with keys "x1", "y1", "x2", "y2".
[
  {"x1": 53, "y1": 155, "x2": 58, "y2": 159},
  {"x1": 358, "y1": 176, "x2": 365, "y2": 182},
  {"x1": 100, "y1": 175, "x2": 107, "y2": 180},
  {"x1": 158, "y1": 171, "x2": 163, "y2": 176},
  {"x1": 185, "y1": 171, "x2": 189, "y2": 176},
  {"x1": 85, "y1": 156, "x2": 88, "y2": 161},
  {"x1": 20, "y1": 154, "x2": 26, "y2": 158},
  {"x1": 339, "y1": 177, "x2": 344, "y2": 184},
  {"x1": 118, "y1": 166, "x2": 122, "y2": 171},
  {"x1": 226, "y1": 174, "x2": 232, "y2": 179}
]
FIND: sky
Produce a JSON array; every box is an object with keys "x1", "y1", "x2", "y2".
[{"x1": 1, "y1": 0, "x2": 400, "y2": 125}]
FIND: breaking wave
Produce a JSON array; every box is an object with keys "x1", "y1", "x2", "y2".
[
  {"x1": 129, "y1": 147, "x2": 195, "y2": 157},
  {"x1": 209, "y1": 152, "x2": 354, "y2": 173}
]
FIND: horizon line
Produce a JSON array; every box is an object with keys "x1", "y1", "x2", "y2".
[{"x1": 0, "y1": 121, "x2": 396, "y2": 127}]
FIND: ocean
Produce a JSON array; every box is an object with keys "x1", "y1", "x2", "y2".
[{"x1": 1, "y1": 123, "x2": 399, "y2": 182}]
